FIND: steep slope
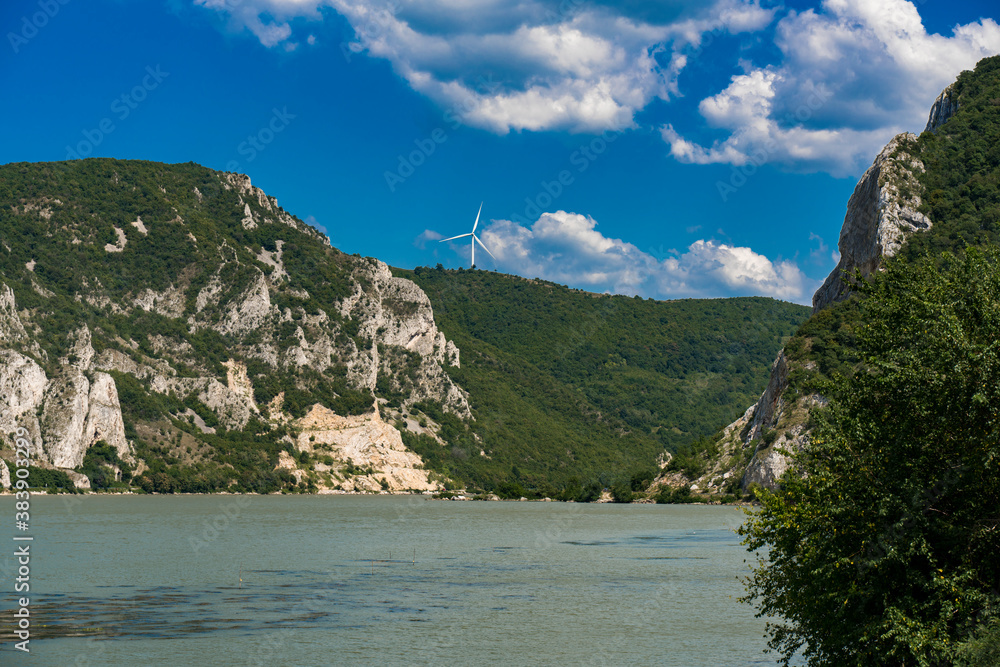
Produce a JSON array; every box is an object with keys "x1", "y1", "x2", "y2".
[
  {"x1": 0, "y1": 159, "x2": 466, "y2": 493},
  {"x1": 654, "y1": 55, "x2": 1000, "y2": 499},
  {"x1": 396, "y1": 267, "x2": 808, "y2": 496}
]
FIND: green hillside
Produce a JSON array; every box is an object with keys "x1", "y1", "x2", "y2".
[
  {"x1": 395, "y1": 267, "x2": 808, "y2": 495},
  {"x1": 0, "y1": 157, "x2": 808, "y2": 496}
]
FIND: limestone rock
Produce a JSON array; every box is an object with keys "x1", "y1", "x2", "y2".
[
  {"x1": 62, "y1": 325, "x2": 95, "y2": 370},
  {"x1": 93, "y1": 348, "x2": 157, "y2": 379},
  {"x1": 152, "y1": 373, "x2": 260, "y2": 430},
  {"x1": 83, "y1": 372, "x2": 132, "y2": 463},
  {"x1": 0, "y1": 350, "x2": 48, "y2": 450},
  {"x1": 812, "y1": 133, "x2": 931, "y2": 312},
  {"x1": 340, "y1": 258, "x2": 471, "y2": 418},
  {"x1": 134, "y1": 284, "x2": 187, "y2": 318},
  {"x1": 0, "y1": 284, "x2": 28, "y2": 344},
  {"x1": 40, "y1": 369, "x2": 92, "y2": 469},
  {"x1": 0, "y1": 459, "x2": 9, "y2": 489},
  {"x1": 743, "y1": 445, "x2": 791, "y2": 489},
  {"x1": 64, "y1": 470, "x2": 92, "y2": 490},
  {"x1": 745, "y1": 352, "x2": 790, "y2": 443},
  {"x1": 925, "y1": 84, "x2": 959, "y2": 133},
  {"x1": 294, "y1": 404, "x2": 443, "y2": 492},
  {"x1": 275, "y1": 450, "x2": 306, "y2": 485},
  {"x1": 217, "y1": 269, "x2": 273, "y2": 336}
]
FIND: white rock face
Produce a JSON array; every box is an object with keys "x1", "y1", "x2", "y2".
[
  {"x1": 341, "y1": 259, "x2": 470, "y2": 417},
  {"x1": 63, "y1": 325, "x2": 95, "y2": 370},
  {"x1": 40, "y1": 370, "x2": 92, "y2": 469},
  {"x1": 743, "y1": 445, "x2": 791, "y2": 489},
  {"x1": 0, "y1": 299, "x2": 132, "y2": 471},
  {"x1": 745, "y1": 352, "x2": 790, "y2": 443},
  {"x1": 925, "y1": 84, "x2": 959, "y2": 133},
  {"x1": 64, "y1": 470, "x2": 91, "y2": 490},
  {"x1": 812, "y1": 133, "x2": 931, "y2": 312},
  {"x1": 0, "y1": 284, "x2": 28, "y2": 344},
  {"x1": 0, "y1": 350, "x2": 47, "y2": 440},
  {"x1": 256, "y1": 240, "x2": 288, "y2": 281},
  {"x1": 294, "y1": 404, "x2": 443, "y2": 492},
  {"x1": 83, "y1": 372, "x2": 131, "y2": 462},
  {"x1": 218, "y1": 269, "x2": 272, "y2": 336},
  {"x1": 134, "y1": 284, "x2": 186, "y2": 318},
  {"x1": 105, "y1": 227, "x2": 127, "y2": 253},
  {"x1": 0, "y1": 460, "x2": 9, "y2": 489}
]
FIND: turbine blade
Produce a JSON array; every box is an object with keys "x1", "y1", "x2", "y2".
[
  {"x1": 439, "y1": 233, "x2": 472, "y2": 243},
  {"x1": 472, "y1": 202, "x2": 483, "y2": 233},
  {"x1": 474, "y1": 234, "x2": 496, "y2": 261}
]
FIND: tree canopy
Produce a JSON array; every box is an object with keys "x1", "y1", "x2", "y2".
[{"x1": 740, "y1": 248, "x2": 1000, "y2": 665}]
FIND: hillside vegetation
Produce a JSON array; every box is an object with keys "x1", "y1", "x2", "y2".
[{"x1": 396, "y1": 266, "x2": 807, "y2": 496}]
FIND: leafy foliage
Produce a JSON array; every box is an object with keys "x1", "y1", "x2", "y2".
[
  {"x1": 25, "y1": 466, "x2": 78, "y2": 493},
  {"x1": 906, "y1": 55, "x2": 1000, "y2": 260},
  {"x1": 740, "y1": 249, "x2": 1000, "y2": 666},
  {"x1": 78, "y1": 441, "x2": 132, "y2": 490}
]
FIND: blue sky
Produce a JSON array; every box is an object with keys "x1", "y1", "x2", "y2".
[{"x1": 2, "y1": 0, "x2": 999, "y2": 305}]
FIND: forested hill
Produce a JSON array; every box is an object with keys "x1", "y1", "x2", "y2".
[
  {"x1": 661, "y1": 55, "x2": 1000, "y2": 501},
  {"x1": 0, "y1": 157, "x2": 807, "y2": 497},
  {"x1": 394, "y1": 266, "x2": 808, "y2": 495}
]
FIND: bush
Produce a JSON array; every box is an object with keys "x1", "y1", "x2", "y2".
[
  {"x1": 26, "y1": 466, "x2": 77, "y2": 492},
  {"x1": 610, "y1": 483, "x2": 633, "y2": 503},
  {"x1": 79, "y1": 441, "x2": 130, "y2": 490}
]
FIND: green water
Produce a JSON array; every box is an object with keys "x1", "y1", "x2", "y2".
[{"x1": 0, "y1": 495, "x2": 782, "y2": 666}]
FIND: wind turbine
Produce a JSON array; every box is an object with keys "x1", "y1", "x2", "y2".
[{"x1": 439, "y1": 202, "x2": 495, "y2": 269}]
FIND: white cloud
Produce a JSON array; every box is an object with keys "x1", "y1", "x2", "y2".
[
  {"x1": 193, "y1": 0, "x2": 1000, "y2": 175},
  {"x1": 663, "y1": 0, "x2": 1000, "y2": 175},
  {"x1": 413, "y1": 228, "x2": 442, "y2": 249},
  {"x1": 461, "y1": 210, "x2": 814, "y2": 303},
  {"x1": 192, "y1": 0, "x2": 777, "y2": 133}
]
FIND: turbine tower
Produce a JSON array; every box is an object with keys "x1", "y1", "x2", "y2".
[{"x1": 439, "y1": 202, "x2": 495, "y2": 268}]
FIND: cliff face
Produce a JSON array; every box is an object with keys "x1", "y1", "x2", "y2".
[
  {"x1": 735, "y1": 85, "x2": 960, "y2": 490},
  {"x1": 292, "y1": 404, "x2": 443, "y2": 492},
  {"x1": 812, "y1": 134, "x2": 932, "y2": 312},
  {"x1": 0, "y1": 161, "x2": 468, "y2": 492},
  {"x1": 651, "y1": 80, "x2": 962, "y2": 496}
]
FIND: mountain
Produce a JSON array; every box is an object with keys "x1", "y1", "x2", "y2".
[
  {"x1": 394, "y1": 268, "x2": 807, "y2": 496},
  {"x1": 654, "y1": 54, "x2": 1000, "y2": 498},
  {"x1": 0, "y1": 158, "x2": 808, "y2": 495},
  {"x1": 0, "y1": 159, "x2": 468, "y2": 493}
]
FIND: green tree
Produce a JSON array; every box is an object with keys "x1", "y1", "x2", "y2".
[{"x1": 740, "y1": 249, "x2": 1000, "y2": 666}]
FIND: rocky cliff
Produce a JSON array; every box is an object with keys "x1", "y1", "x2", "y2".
[
  {"x1": 811, "y1": 134, "x2": 932, "y2": 312},
  {"x1": 650, "y1": 78, "x2": 964, "y2": 497},
  {"x1": 0, "y1": 160, "x2": 468, "y2": 492}
]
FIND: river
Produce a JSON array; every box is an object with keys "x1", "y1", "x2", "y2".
[{"x1": 0, "y1": 495, "x2": 784, "y2": 666}]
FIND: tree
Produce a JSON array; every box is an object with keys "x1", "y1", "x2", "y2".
[{"x1": 740, "y1": 249, "x2": 1000, "y2": 666}]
